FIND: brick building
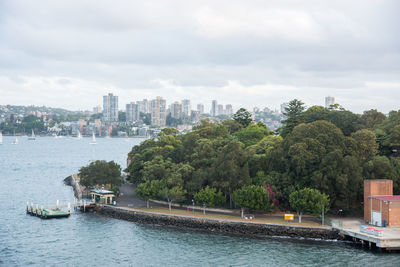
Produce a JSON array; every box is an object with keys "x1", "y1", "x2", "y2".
[{"x1": 364, "y1": 180, "x2": 400, "y2": 226}]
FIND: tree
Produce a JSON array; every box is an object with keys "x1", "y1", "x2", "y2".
[
  {"x1": 136, "y1": 180, "x2": 163, "y2": 208},
  {"x1": 233, "y1": 123, "x2": 269, "y2": 147},
  {"x1": 360, "y1": 109, "x2": 386, "y2": 129},
  {"x1": 118, "y1": 111, "x2": 126, "y2": 122},
  {"x1": 221, "y1": 119, "x2": 243, "y2": 134},
  {"x1": 281, "y1": 99, "x2": 306, "y2": 137},
  {"x1": 79, "y1": 160, "x2": 122, "y2": 189},
  {"x1": 159, "y1": 186, "x2": 187, "y2": 211},
  {"x1": 233, "y1": 108, "x2": 252, "y2": 128},
  {"x1": 351, "y1": 129, "x2": 378, "y2": 160},
  {"x1": 194, "y1": 186, "x2": 226, "y2": 207},
  {"x1": 289, "y1": 188, "x2": 329, "y2": 223},
  {"x1": 159, "y1": 127, "x2": 179, "y2": 136},
  {"x1": 233, "y1": 185, "x2": 274, "y2": 217},
  {"x1": 212, "y1": 139, "x2": 251, "y2": 208}
]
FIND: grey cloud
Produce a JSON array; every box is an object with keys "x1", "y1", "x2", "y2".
[{"x1": 0, "y1": 0, "x2": 399, "y2": 113}]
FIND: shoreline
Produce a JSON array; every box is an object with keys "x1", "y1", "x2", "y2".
[{"x1": 97, "y1": 205, "x2": 343, "y2": 240}]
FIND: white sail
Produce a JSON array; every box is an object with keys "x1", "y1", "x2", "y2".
[
  {"x1": 28, "y1": 129, "x2": 36, "y2": 140},
  {"x1": 90, "y1": 132, "x2": 97, "y2": 144},
  {"x1": 11, "y1": 137, "x2": 18, "y2": 145}
]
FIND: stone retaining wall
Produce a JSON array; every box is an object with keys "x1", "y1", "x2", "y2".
[
  {"x1": 63, "y1": 174, "x2": 83, "y2": 200},
  {"x1": 98, "y1": 205, "x2": 343, "y2": 240}
]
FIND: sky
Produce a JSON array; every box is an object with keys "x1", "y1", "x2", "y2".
[{"x1": 0, "y1": 0, "x2": 399, "y2": 113}]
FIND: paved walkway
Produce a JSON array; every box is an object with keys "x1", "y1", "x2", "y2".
[
  {"x1": 115, "y1": 183, "x2": 321, "y2": 224},
  {"x1": 116, "y1": 183, "x2": 147, "y2": 207}
]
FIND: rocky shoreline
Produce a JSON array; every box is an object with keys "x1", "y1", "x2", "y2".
[
  {"x1": 98, "y1": 205, "x2": 344, "y2": 240},
  {"x1": 63, "y1": 174, "x2": 83, "y2": 200}
]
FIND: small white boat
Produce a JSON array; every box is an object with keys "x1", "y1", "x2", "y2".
[
  {"x1": 89, "y1": 132, "x2": 97, "y2": 145},
  {"x1": 11, "y1": 137, "x2": 19, "y2": 145},
  {"x1": 28, "y1": 129, "x2": 36, "y2": 140},
  {"x1": 0, "y1": 131, "x2": 2, "y2": 145}
]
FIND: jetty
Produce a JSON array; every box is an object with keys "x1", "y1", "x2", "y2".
[
  {"x1": 332, "y1": 219, "x2": 400, "y2": 251},
  {"x1": 26, "y1": 199, "x2": 96, "y2": 219},
  {"x1": 26, "y1": 201, "x2": 71, "y2": 219}
]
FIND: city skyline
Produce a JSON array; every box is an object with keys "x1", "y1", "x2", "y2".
[{"x1": 0, "y1": 1, "x2": 399, "y2": 113}]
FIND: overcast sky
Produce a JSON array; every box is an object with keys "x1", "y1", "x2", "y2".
[{"x1": 0, "y1": 0, "x2": 399, "y2": 113}]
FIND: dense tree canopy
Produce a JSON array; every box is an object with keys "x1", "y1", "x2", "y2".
[
  {"x1": 289, "y1": 188, "x2": 329, "y2": 223},
  {"x1": 126, "y1": 103, "x2": 400, "y2": 216},
  {"x1": 79, "y1": 160, "x2": 122, "y2": 189}
]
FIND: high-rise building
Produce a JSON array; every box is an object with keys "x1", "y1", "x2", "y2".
[
  {"x1": 181, "y1": 99, "x2": 191, "y2": 117},
  {"x1": 93, "y1": 105, "x2": 102, "y2": 114},
  {"x1": 211, "y1": 100, "x2": 217, "y2": 117},
  {"x1": 325, "y1": 96, "x2": 335, "y2": 108},
  {"x1": 280, "y1": 102, "x2": 289, "y2": 114},
  {"x1": 170, "y1": 101, "x2": 182, "y2": 119},
  {"x1": 197, "y1": 104, "x2": 204, "y2": 114},
  {"x1": 217, "y1": 104, "x2": 224, "y2": 116},
  {"x1": 150, "y1": 96, "x2": 167, "y2": 126},
  {"x1": 225, "y1": 104, "x2": 233, "y2": 116},
  {"x1": 137, "y1": 99, "x2": 150, "y2": 114},
  {"x1": 126, "y1": 102, "x2": 139, "y2": 123},
  {"x1": 103, "y1": 93, "x2": 118, "y2": 122}
]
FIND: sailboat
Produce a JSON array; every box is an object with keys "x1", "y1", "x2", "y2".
[
  {"x1": 11, "y1": 137, "x2": 19, "y2": 145},
  {"x1": 28, "y1": 129, "x2": 36, "y2": 140},
  {"x1": 89, "y1": 132, "x2": 97, "y2": 145},
  {"x1": 0, "y1": 131, "x2": 2, "y2": 145}
]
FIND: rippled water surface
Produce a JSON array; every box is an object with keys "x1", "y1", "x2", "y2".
[{"x1": 0, "y1": 136, "x2": 398, "y2": 266}]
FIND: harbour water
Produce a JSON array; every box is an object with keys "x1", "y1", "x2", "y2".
[{"x1": 0, "y1": 136, "x2": 398, "y2": 266}]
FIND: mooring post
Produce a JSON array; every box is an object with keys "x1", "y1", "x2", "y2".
[
  {"x1": 84, "y1": 200, "x2": 86, "y2": 213},
  {"x1": 41, "y1": 205, "x2": 43, "y2": 217},
  {"x1": 26, "y1": 202, "x2": 29, "y2": 213},
  {"x1": 369, "y1": 242, "x2": 372, "y2": 249},
  {"x1": 31, "y1": 202, "x2": 33, "y2": 213},
  {"x1": 56, "y1": 200, "x2": 59, "y2": 209},
  {"x1": 68, "y1": 202, "x2": 71, "y2": 213},
  {"x1": 36, "y1": 204, "x2": 38, "y2": 216}
]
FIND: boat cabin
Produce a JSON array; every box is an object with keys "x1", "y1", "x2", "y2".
[{"x1": 90, "y1": 189, "x2": 116, "y2": 205}]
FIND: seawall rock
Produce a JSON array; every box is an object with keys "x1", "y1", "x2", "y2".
[
  {"x1": 64, "y1": 174, "x2": 82, "y2": 199},
  {"x1": 98, "y1": 206, "x2": 342, "y2": 240}
]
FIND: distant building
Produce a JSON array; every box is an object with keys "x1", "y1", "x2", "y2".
[
  {"x1": 280, "y1": 102, "x2": 289, "y2": 114},
  {"x1": 126, "y1": 102, "x2": 139, "y2": 123},
  {"x1": 93, "y1": 105, "x2": 102, "y2": 114},
  {"x1": 325, "y1": 96, "x2": 335, "y2": 108},
  {"x1": 253, "y1": 107, "x2": 260, "y2": 113},
  {"x1": 170, "y1": 101, "x2": 182, "y2": 119},
  {"x1": 225, "y1": 104, "x2": 233, "y2": 116},
  {"x1": 197, "y1": 104, "x2": 204, "y2": 114},
  {"x1": 217, "y1": 104, "x2": 224, "y2": 116},
  {"x1": 211, "y1": 100, "x2": 217, "y2": 117},
  {"x1": 151, "y1": 96, "x2": 167, "y2": 126},
  {"x1": 137, "y1": 99, "x2": 150, "y2": 114},
  {"x1": 182, "y1": 99, "x2": 191, "y2": 117},
  {"x1": 103, "y1": 93, "x2": 118, "y2": 122}
]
